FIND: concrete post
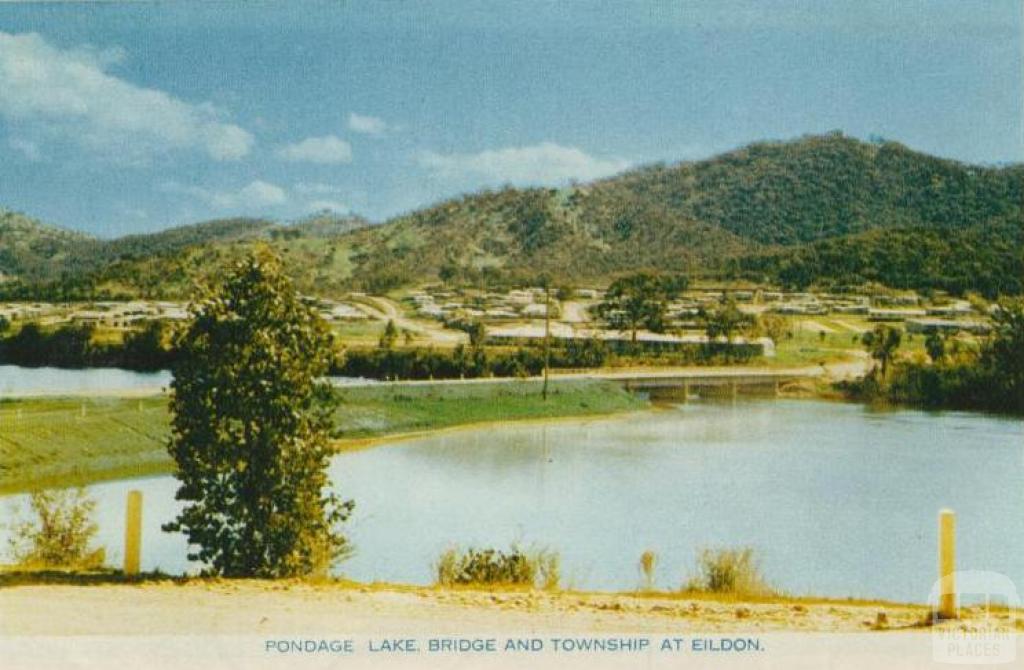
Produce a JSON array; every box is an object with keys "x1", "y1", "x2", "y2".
[
  {"x1": 124, "y1": 490, "x2": 143, "y2": 576},
  {"x1": 938, "y1": 509, "x2": 956, "y2": 619}
]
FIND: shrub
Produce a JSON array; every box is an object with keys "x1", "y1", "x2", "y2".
[
  {"x1": 639, "y1": 549, "x2": 657, "y2": 591},
  {"x1": 684, "y1": 547, "x2": 773, "y2": 597},
  {"x1": 435, "y1": 545, "x2": 560, "y2": 590},
  {"x1": 6, "y1": 488, "x2": 105, "y2": 569}
]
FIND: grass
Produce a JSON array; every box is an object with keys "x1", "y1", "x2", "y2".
[
  {"x1": 0, "y1": 379, "x2": 645, "y2": 495},
  {"x1": 331, "y1": 379, "x2": 643, "y2": 440},
  {"x1": 330, "y1": 320, "x2": 386, "y2": 346},
  {"x1": 0, "y1": 396, "x2": 171, "y2": 495},
  {"x1": 683, "y1": 547, "x2": 775, "y2": 598}
]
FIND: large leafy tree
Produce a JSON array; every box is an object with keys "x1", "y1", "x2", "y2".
[
  {"x1": 163, "y1": 248, "x2": 353, "y2": 577},
  {"x1": 595, "y1": 273, "x2": 688, "y2": 342}
]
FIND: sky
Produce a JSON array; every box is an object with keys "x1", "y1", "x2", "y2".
[{"x1": 0, "y1": 0, "x2": 1021, "y2": 237}]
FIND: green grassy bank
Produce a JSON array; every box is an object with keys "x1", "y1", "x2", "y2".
[{"x1": 0, "y1": 379, "x2": 646, "y2": 495}]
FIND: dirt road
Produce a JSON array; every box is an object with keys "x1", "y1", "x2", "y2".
[{"x1": 1, "y1": 579, "x2": 1014, "y2": 635}]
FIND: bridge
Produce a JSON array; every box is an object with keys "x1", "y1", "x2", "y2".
[
  {"x1": 578, "y1": 367, "x2": 823, "y2": 399},
  {"x1": 333, "y1": 365, "x2": 827, "y2": 396}
]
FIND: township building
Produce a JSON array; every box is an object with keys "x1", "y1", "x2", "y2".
[{"x1": 484, "y1": 324, "x2": 775, "y2": 357}]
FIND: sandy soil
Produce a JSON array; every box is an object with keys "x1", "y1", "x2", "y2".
[{"x1": 2, "y1": 580, "x2": 1018, "y2": 636}]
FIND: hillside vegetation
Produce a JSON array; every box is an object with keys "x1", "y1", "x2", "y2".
[{"x1": 2, "y1": 133, "x2": 1021, "y2": 298}]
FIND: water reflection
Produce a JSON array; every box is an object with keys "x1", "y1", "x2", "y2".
[{"x1": 1, "y1": 399, "x2": 1021, "y2": 602}]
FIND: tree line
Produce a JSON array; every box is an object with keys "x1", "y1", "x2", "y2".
[
  {"x1": 0, "y1": 321, "x2": 173, "y2": 370},
  {"x1": 841, "y1": 301, "x2": 1024, "y2": 415}
]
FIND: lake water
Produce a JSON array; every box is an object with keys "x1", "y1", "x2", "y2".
[
  {"x1": 0, "y1": 365, "x2": 373, "y2": 395},
  {"x1": 2, "y1": 398, "x2": 1022, "y2": 602},
  {"x1": 0, "y1": 365, "x2": 172, "y2": 395}
]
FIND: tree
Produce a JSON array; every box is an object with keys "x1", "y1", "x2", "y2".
[
  {"x1": 464, "y1": 320, "x2": 487, "y2": 348},
  {"x1": 758, "y1": 314, "x2": 790, "y2": 342},
  {"x1": 595, "y1": 273, "x2": 688, "y2": 342},
  {"x1": 379, "y1": 319, "x2": 398, "y2": 349},
  {"x1": 924, "y1": 331, "x2": 946, "y2": 363},
  {"x1": 163, "y1": 249, "x2": 353, "y2": 577},
  {"x1": 123, "y1": 320, "x2": 172, "y2": 370},
  {"x1": 981, "y1": 300, "x2": 1024, "y2": 413},
  {"x1": 704, "y1": 300, "x2": 751, "y2": 343},
  {"x1": 862, "y1": 324, "x2": 902, "y2": 379}
]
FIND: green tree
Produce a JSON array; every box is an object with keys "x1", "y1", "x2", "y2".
[
  {"x1": 862, "y1": 324, "x2": 902, "y2": 379},
  {"x1": 704, "y1": 300, "x2": 751, "y2": 343},
  {"x1": 924, "y1": 331, "x2": 946, "y2": 363},
  {"x1": 379, "y1": 319, "x2": 399, "y2": 349},
  {"x1": 123, "y1": 320, "x2": 171, "y2": 370},
  {"x1": 163, "y1": 249, "x2": 353, "y2": 578},
  {"x1": 595, "y1": 273, "x2": 687, "y2": 342},
  {"x1": 465, "y1": 320, "x2": 487, "y2": 348}
]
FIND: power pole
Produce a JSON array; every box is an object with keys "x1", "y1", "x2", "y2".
[{"x1": 543, "y1": 283, "x2": 551, "y2": 401}]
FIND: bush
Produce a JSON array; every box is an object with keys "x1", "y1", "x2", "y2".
[
  {"x1": 435, "y1": 545, "x2": 560, "y2": 590},
  {"x1": 684, "y1": 547, "x2": 773, "y2": 597},
  {"x1": 639, "y1": 549, "x2": 657, "y2": 591},
  {"x1": 6, "y1": 488, "x2": 105, "y2": 569}
]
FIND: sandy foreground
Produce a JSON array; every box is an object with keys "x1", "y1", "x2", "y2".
[{"x1": 1, "y1": 579, "x2": 1019, "y2": 636}]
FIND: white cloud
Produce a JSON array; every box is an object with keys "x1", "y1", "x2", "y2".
[
  {"x1": 347, "y1": 112, "x2": 387, "y2": 136},
  {"x1": 277, "y1": 135, "x2": 353, "y2": 164},
  {"x1": 307, "y1": 199, "x2": 349, "y2": 213},
  {"x1": 8, "y1": 137, "x2": 41, "y2": 161},
  {"x1": 294, "y1": 181, "x2": 345, "y2": 196},
  {"x1": 163, "y1": 179, "x2": 288, "y2": 210},
  {"x1": 418, "y1": 142, "x2": 631, "y2": 187},
  {"x1": 0, "y1": 31, "x2": 253, "y2": 162},
  {"x1": 221, "y1": 180, "x2": 287, "y2": 208}
]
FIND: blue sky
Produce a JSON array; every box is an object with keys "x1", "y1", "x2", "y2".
[{"x1": 0, "y1": 1, "x2": 1020, "y2": 237}]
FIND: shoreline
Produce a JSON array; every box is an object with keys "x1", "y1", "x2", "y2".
[
  {"x1": 330, "y1": 406, "x2": 662, "y2": 454},
  {"x1": 1, "y1": 574, "x2": 1017, "y2": 635},
  {"x1": 0, "y1": 408, "x2": 658, "y2": 496},
  {"x1": 0, "y1": 379, "x2": 647, "y2": 495}
]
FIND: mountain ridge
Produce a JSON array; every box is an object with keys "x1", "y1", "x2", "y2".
[{"x1": 2, "y1": 133, "x2": 1021, "y2": 298}]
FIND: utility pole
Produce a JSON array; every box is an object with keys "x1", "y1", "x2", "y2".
[{"x1": 543, "y1": 283, "x2": 551, "y2": 401}]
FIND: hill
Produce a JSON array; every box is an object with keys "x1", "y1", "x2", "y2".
[
  {"x1": 336, "y1": 133, "x2": 1024, "y2": 296},
  {"x1": 1, "y1": 133, "x2": 1021, "y2": 298},
  {"x1": 0, "y1": 209, "x2": 97, "y2": 283},
  {"x1": 0, "y1": 213, "x2": 371, "y2": 299}
]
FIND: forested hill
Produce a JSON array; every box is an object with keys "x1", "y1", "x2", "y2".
[
  {"x1": 335, "y1": 133, "x2": 1024, "y2": 296},
  {"x1": 0, "y1": 210, "x2": 93, "y2": 282},
  {"x1": 2, "y1": 133, "x2": 1022, "y2": 298}
]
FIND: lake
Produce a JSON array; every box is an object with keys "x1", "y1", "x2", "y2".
[
  {"x1": 0, "y1": 365, "x2": 374, "y2": 395},
  {"x1": 0, "y1": 365, "x2": 172, "y2": 396},
  {"x1": 2, "y1": 398, "x2": 1022, "y2": 602}
]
